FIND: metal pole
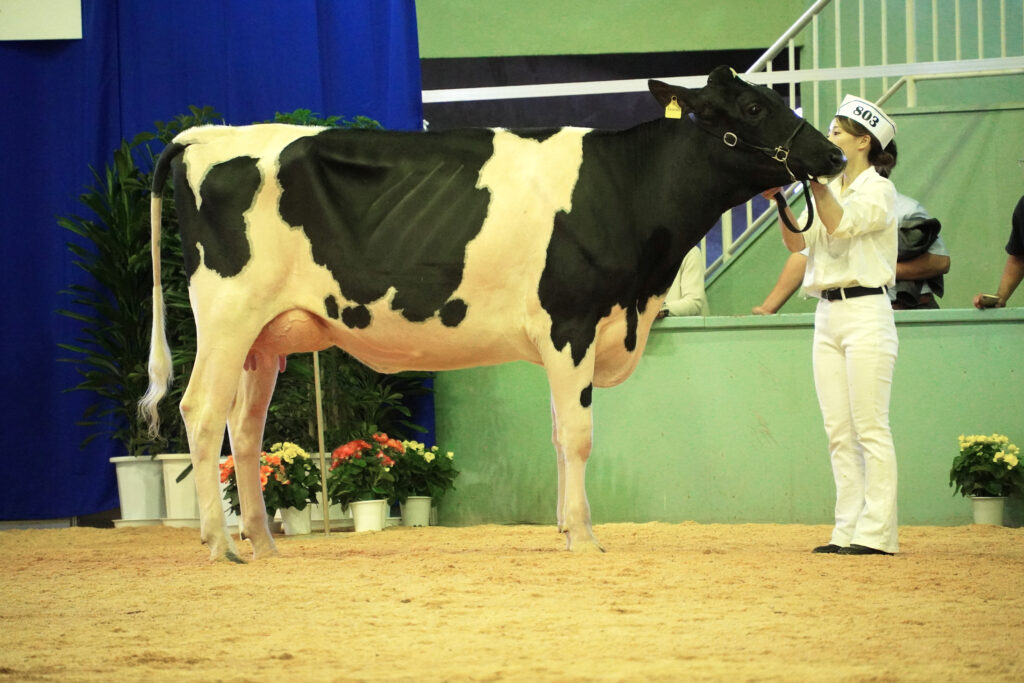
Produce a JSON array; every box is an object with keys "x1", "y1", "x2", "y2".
[
  {"x1": 313, "y1": 351, "x2": 330, "y2": 535},
  {"x1": 747, "y1": 0, "x2": 834, "y2": 74}
]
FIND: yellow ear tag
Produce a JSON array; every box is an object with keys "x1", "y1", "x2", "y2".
[{"x1": 665, "y1": 96, "x2": 682, "y2": 119}]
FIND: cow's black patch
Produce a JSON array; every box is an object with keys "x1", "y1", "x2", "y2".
[
  {"x1": 537, "y1": 123, "x2": 721, "y2": 366},
  {"x1": 580, "y1": 383, "x2": 593, "y2": 408},
  {"x1": 515, "y1": 128, "x2": 562, "y2": 143},
  {"x1": 277, "y1": 128, "x2": 495, "y2": 324},
  {"x1": 341, "y1": 305, "x2": 371, "y2": 329},
  {"x1": 174, "y1": 156, "x2": 261, "y2": 281},
  {"x1": 439, "y1": 298, "x2": 467, "y2": 327},
  {"x1": 324, "y1": 295, "x2": 340, "y2": 320}
]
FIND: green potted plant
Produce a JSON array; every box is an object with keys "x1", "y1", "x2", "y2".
[
  {"x1": 327, "y1": 433, "x2": 402, "y2": 532},
  {"x1": 392, "y1": 440, "x2": 459, "y2": 526},
  {"x1": 58, "y1": 107, "x2": 222, "y2": 522},
  {"x1": 950, "y1": 433, "x2": 1023, "y2": 525},
  {"x1": 220, "y1": 441, "x2": 321, "y2": 535}
]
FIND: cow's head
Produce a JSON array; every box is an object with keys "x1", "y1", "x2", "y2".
[{"x1": 649, "y1": 66, "x2": 845, "y2": 194}]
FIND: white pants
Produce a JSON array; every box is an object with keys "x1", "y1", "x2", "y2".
[{"x1": 813, "y1": 294, "x2": 899, "y2": 553}]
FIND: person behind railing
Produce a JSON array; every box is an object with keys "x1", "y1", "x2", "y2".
[
  {"x1": 973, "y1": 191, "x2": 1024, "y2": 309},
  {"x1": 761, "y1": 95, "x2": 900, "y2": 556},
  {"x1": 752, "y1": 192, "x2": 949, "y2": 314},
  {"x1": 656, "y1": 246, "x2": 709, "y2": 318}
]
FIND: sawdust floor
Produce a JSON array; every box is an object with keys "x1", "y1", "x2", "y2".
[{"x1": 1, "y1": 522, "x2": 1022, "y2": 682}]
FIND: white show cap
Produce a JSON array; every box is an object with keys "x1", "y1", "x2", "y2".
[{"x1": 836, "y1": 94, "x2": 896, "y2": 148}]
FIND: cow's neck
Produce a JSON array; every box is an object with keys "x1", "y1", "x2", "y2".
[{"x1": 587, "y1": 118, "x2": 758, "y2": 263}]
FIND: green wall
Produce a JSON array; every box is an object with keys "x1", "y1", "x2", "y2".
[
  {"x1": 435, "y1": 310, "x2": 1024, "y2": 528},
  {"x1": 416, "y1": 0, "x2": 806, "y2": 58}
]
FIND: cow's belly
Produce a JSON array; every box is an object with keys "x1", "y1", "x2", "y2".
[{"x1": 250, "y1": 308, "x2": 539, "y2": 374}]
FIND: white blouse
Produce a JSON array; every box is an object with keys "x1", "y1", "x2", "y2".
[{"x1": 797, "y1": 166, "x2": 898, "y2": 297}]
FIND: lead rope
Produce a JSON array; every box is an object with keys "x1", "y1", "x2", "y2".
[{"x1": 773, "y1": 181, "x2": 814, "y2": 233}]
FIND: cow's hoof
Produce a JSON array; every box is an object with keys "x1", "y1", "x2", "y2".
[
  {"x1": 565, "y1": 532, "x2": 605, "y2": 553},
  {"x1": 251, "y1": 542, "x2": 280, "y2": 561},
  {"x1": 209, "y1": 545, "x2": 246, "y2": 563}
]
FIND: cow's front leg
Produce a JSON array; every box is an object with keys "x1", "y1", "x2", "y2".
[
  {"x1": 544, "y1": 353, "x2": 604, "y2": 553},
  {"x1": 226, "y1": 351, "x2": 283, "y2": 560},
  {"x1": 551, "y1": 400, "x2": 568, "y2": 532}
]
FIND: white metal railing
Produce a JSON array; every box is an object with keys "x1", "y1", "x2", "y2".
[{"x1": 420, "y1": 0, "x2": 1024, "y2": 279}]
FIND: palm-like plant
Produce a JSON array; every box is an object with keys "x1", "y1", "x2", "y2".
[{"x1": 58, "y1": 107, "x2": 221, "y2": 454}]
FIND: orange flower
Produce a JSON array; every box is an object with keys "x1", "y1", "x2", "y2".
[{"x1": 219, "y1": 456, "x2": 235, "y2": 483}]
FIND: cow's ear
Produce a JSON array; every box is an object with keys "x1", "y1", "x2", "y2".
[
  {"x1": 708, "y1": 65, "x2": 739, "y2": 85},
  {"x1": 648, "y1": 79, "x2": 698, "y2": 114}
]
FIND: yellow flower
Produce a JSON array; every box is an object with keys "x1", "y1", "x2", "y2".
[
  {"x1": 424, "y1": 451, "x2": 436, "y2": 463},
  {"x1": 446, "y1": 451, "x2": 454, "y2": 460}
]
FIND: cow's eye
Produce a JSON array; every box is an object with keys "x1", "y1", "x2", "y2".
[{"x1": 746, "y1": 103, "x2": 762, "y2": 116}]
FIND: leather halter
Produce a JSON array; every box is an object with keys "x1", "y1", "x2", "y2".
[{"x1": 689, "y1": 113, "x2": 815, "y2": 233}]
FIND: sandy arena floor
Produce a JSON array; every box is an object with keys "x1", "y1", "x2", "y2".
[{"x1": 1, "y1": 522, "x2": 1022, "y2": 682}]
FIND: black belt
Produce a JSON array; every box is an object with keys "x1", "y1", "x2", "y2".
[{"x1": 820, "y1": 286, "x2": 886, "y2": 301}]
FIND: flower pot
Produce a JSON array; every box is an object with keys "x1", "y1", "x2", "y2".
[
  {"x1": 400, "y1": 496, "x2": 432, "y2": 527},
  {"x1": 280, "y1": 506, "x2": 312, "y2": 535},
  {"x1": 309, "y1": 501, "x2": 350, "y2": 530},
  {"x1": 156, "y1": 454, "x2": 200, "y2": 527},
  {"x1": 970, "y1": 496, "x2": 1006, "y2": 525},
  {"x1": 349, "y1": 499, "x2": 388, "y2": 532},
  {"x1": 109, "y1": 456, "x2": 165, "y2": 524}
]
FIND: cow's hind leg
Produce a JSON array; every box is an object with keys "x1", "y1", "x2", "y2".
[
  {"x1": 181, "y1": 343, "x2": 252, "y2": 563},
  {"x1": 226, "y1": 351, "x2": 283, "y2": 560},
  {"x1": 544, "y1": 351, "x2": 604, "y2": 553}
]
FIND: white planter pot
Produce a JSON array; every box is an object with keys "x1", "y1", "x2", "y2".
[
  {"x1": 156, "y1": 454, "x2": 200, "y2": 526},
  {"x1": 109, "y1": 456, "x2": 165, "y2": 524},
  {"x1": 349, "y1": 499, "x2": 388, "y2": 532},
  {"x1": 400, "y1": 496, "x2": 432, "y2": 527},
  {"x1": 970, "y1": 496, "x2": 1006, "y2": 525},
  {"x1": 309, "y1": 501, "x2": 350, "y2": 531},
  {"x1": 280, "y1": 506, "x2": 312, "y2": 535}
]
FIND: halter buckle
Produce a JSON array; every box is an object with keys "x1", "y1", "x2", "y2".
[
  {"x1": 722, "y1": 132, "x2": 738, "y2": 147},
  {"x1": 771, "y1": 146, "x2": 789, "y2": 163}
]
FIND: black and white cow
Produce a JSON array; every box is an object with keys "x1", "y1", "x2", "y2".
[{"x1": 141, "y1": 66, "x2": 844, "y2": 562}]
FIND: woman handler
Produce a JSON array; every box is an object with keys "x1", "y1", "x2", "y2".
[{"x1": 765, "y1": 96, "x2": 900, "y2": 556}]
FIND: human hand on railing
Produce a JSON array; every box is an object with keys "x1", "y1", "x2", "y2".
[{"x1": 973, "y1": 293, "x2": 1004, "y2": 309}]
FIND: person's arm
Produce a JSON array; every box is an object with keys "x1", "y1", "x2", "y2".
[
  {"x1": 809, "y1": 180, "x2": 843, "y2": 235},
  {"x1": 753, "y1": 252, "x2": 807, "y2": 315},
  {"x1": 974, "y1": 253, "x2": 1024, "y2": 308},
  {"x1": 896, "y1": 252, "x2": 950, "y2": 281}
]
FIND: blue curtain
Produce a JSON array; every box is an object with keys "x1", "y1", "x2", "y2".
[{"x1": 0, "y1": 0, "x2": 423, "y2": 520}]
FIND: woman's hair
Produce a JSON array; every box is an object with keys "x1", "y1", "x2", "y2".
[{"x1": 836, "y1": 116, "x2": 898, "y2": 178}]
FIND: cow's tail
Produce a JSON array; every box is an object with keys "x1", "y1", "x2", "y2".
[{"x1": 139, "y1": 142, "x2": 186, "y2": 438}]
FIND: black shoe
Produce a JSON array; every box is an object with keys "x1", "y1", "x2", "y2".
[
  {"x1": 812, "y1": 544, "x2": 843, "y2": 553},
  {"x1": 837, "y1": 544, "x2": 893, "y2": 556}
]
